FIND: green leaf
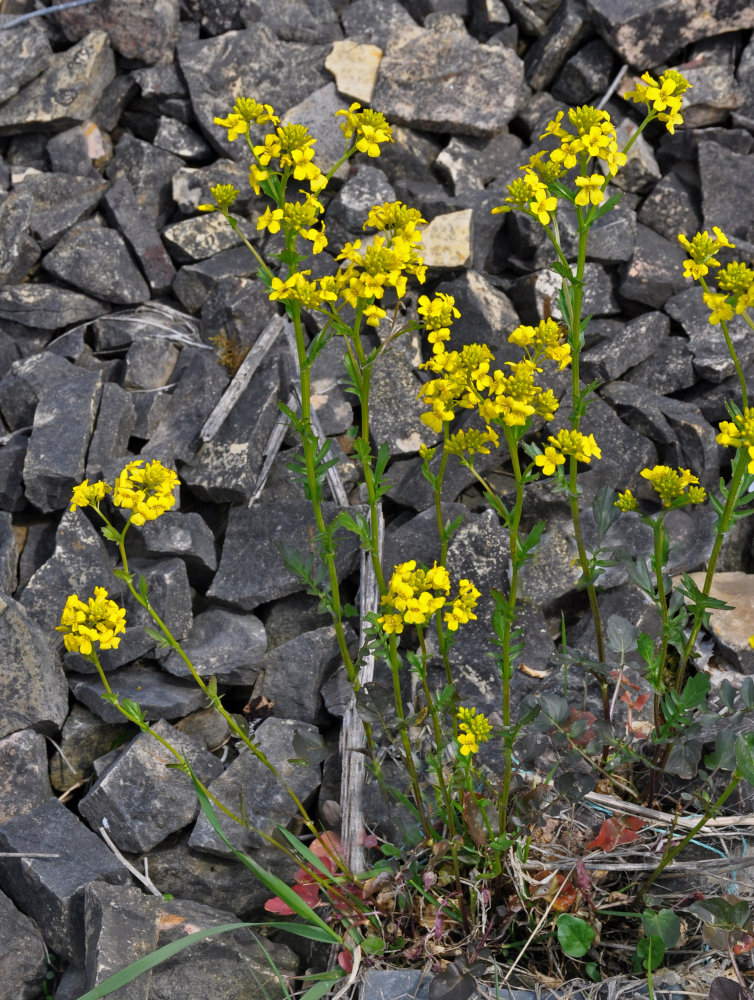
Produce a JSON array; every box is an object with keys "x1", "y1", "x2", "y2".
[
  {"x1": 291, "y1": 729, "x2": 329, "y2": 766},
  {"x1": 642, "y1": 909, "x2": 681, "y2": 948},
  {"x1": 606, "y1": 615, "x2": 639, "y2": 656},
  {"x1": 636, "y1": 934, "x2": 665, "y2": 972},
  {"x1": 705, "y1": 729, "x2": 737, "y2": 772},
  {"x1": 101, "y1": 524, "x2": 122, "y2": 543},
  {"x1": 720, "y1": 679, "x2": 737, "y2": 712},
  {"x1": 300, "y1": 976, "x2": 345, "y2": 1000},
  {"x1": 740, "y1": 677, "x2": 754, "y2": 710},
  {"x1": 190, "y1": 773, "x2": 342, "y2": 942},
  {"x1": 735, "y1": 731, "x2": 754, "y2": 786},
  {"x1": 592, "y1": 484, "x2": 620, "y2": 535},
  {"x1": 556, "y1": 913, "x2": 595, "y2": 957},
  {"x1": 112, "y1": 567, "x2": 133, "y2": 583}
]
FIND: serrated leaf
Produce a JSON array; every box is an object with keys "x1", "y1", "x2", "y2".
[{"x1": 556, "y1": 914, "x2": 595, "y2": 957}]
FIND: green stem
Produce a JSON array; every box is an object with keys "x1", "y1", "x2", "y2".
[
  {"x1": 700, "y1": 277, "x2": 748, "y2": 408},
  {"x1": 652, "y1": 515, "x2": 670, "y2": 733}
]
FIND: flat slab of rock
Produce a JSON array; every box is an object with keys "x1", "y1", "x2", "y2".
[
  {"x1": 67, "y1": 661, "x2": 209, "y2": 724},
  {"x1": 42, "y1": 223, "x2": 150, "y2": 305},
  {"x1": 684, "y1": 572, "x2": 754, "y2": 673},
  {"x1": 0, "y1": 797, "x2": 129, "y2": 965},
  {"x1": 83, "y1": 882, "x2": 161, "y2": 1000},
  {"x1": 0, "y1": 887, "x2": 48, "y2": 1000},
  {"x1": 0, "y1": 15, "x2": 52, "y2": 105},
  {"x1": 54, "y1": 0, "x2": 181, "y2": 66},
  {"x1": 0, "y1": 284, "x2": 105, "y2": 330},
  {"x1": 160, "y1": 604, "x2": 266, "y2": 681},
  {"x1": 0, "y1": 729, "x2": 52, "y2": 823}
]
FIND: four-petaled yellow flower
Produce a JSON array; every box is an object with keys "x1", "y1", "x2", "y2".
[
  {"x1": 574, "y1": 173, "x2": 605, "y2": 207},
  {"x1": 56, "y1": 588, "x2": 127, "y2": 656},
  {"x1": 70, "y1": 479, "x2": 111, "y2": 513}
]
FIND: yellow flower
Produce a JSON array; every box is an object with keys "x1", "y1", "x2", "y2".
[
  {"x1": 574, "y1": 173, "x2": 605, "y2": 207},
  {"x1": 444, "y1": 579, "x2": 480, "y2": 631},
  {"x1": 257, "y1": 206, "x2": 285, "y2": 234},
  {"x1": 56, "y1": 588, "x2": 127, "y2": 655},
  {"x1": 113, "y1": 459, "x2": 179, "y2": 526},
  {"x1": 336, "y1": 103, "x2": 393, "y2": 157},
  {"x1": 457, "y1": 706, "x2": 492, "y2": 755},
  {"x1": 70, "y1": 479, "x2": 111, "y2": 512},
  {"x1": 614, "y1": 489, "x2": 639, "y2": 512},
  {"x1": 717, "y1": 409, "x2": 754, "y2": 473},
  {"x1": 703, "y1": 292, "x2": 735, "y2": 326},
  {"x1": 639, "y1": 465, "x2": 706, "y2": 507},
  {"x1": 535, "y1": 445, "x2": 566, "y2": 476},
  {"x1": 530, "y1": 186, "x2": 558, "y2": 225}
]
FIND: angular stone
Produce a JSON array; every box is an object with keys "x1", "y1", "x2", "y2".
[
  {"x1": 281, "y1": 83, "x2": 350, "y2": 176},
  {"x1": 585, "y1": 204, "x2": 637, "y2": 264},
  {"x1": 0, "y1": 31, "x2": 115, "y2": 136},
  {"x1": 618, "y1": 224, "x2": 687, "y2": 309},
  {"x1": 524, "y1": 0, "x2": 593, "y2": 91},
  {"x1": 637, "y1": 172, "x2": 701, "y2": 245},
  {"x1": 181, "y1": 0, "x2": 244, "y2": 34},
  {"x1": 0, "y1": 729, "x2": 52, "y2": 823},
  {"x1": 67, "y1": 662, "x2": 208, "y2": 724},
  {"x1": 102, "y1": 176, "x2": 176, "y2": 296},
  {"x1": 154, "y1": 116, "x2": 213, "y2": 162},
  {"x1": 0, "y1": 284, "x2": 105, "y2": 331},
  {"x1": 105, "y1": 135, "x2": 184, "y2": 228},
  {"x1": 149, "y1": 898, "x2": 298, "y2": 999},
  {"x1": 624, "y1": 336, "x2": 696, "y2": 395},
  {"x1": 510, "y1": 262, "x2": 619, "y2": 323},
  {"x1": 676, "y1": 43, "x2": 744, "y2": 129},
  {"x1": 16, "y1": 521, "x2": 56, "y2": 595},
  {"x1": 0, "y1": 15, "x2": 51, "y2": 105},
  {"x1": 585, "y1": 0, "x2": 754, "y2": 67},
  {"x1": 0, "y1": 888, "x2": 47, "y2": 1000},
  {"x1": 252, "y1": 625, "x2": 344, "y2": 723},
  {"x1": 209, "y1": 502, "x2": 361, "y2": 610},
  {"x1": 581, "y1": 311, "x2": 668, "y2": 384},
  {"x1": 551, "y1": 38, "x2": 615, "y2": 105},
  {"x1": 382, "y1": 503, "x2": 467, "y2": 578},
  {"x1": 189, "y1": 716, "x2": 321, "y2": 856},
  {"x1": 171, "y1": 160, "x2": 252, "y2": 216},
  {"x1": 369, "y1": 350, "x2": 437, "y2": 456},
  {"x1": 0, "y1": 191, "x2": 40, "y2": 283},
  {"x1": 699, "y1": 141, "x2": 754, "y2": 241},
  {"x1": 173, "y1": 245, "x2": 256, "y2": 314},
  {"x1": 434, "y1": 271, "x2": 518, "y2": 357},
  {"x1": 162, "y1": 213, "x2": 253, "y2": 265},
  {"x1": 124, "y1": 338, "x2": 179, "y2": 390},
  {"x1": 685, "y1": 572, "x2": 754, "y2": 673},
  {"x1": 611, "y1": 117, "x2": 661, "y2": 195},
  {"x1": 341, "y1": 0, "x2": 419, "y2": 50},
  {"x1": 47, "y1": 120, "x2": 112, "y2": 176},
  {"x1": 435, "y1": 130, "x2": 524, "y2": 198},
  {"x1": 308, "y1": 335, "x2": 353, "y2": 437},
  {"x1": 325, "y1": 39, "x2": 383, "y2": 103},
  {"x1": 83, "y1": 882, "x2": 161, "y2": 1000},
  {"x1": 136, "y1": 511, "x2": 217, "y2": 583},
  {"x1": 665, "y1": 287, "x2": 754, "y2": 383},
  {"x1": 24, "y1": 367, "x2": 103, "y2": 513},
  {"x1": 259, "y1": 591, "x2": 332, "y2": 649},
  {"x1": 160, "y1": 605, "x2": 266, "y2": 682},
  {"x1": 86, "y1": 382, "x2": 137, "y2": 480},
  {"x1": 6, "y1": 172, "x2": 107, "y2": 251},
  {"x1": 0, "y1": 352, "x2": 90, "y2": 430},
  {"x1": 0, "y1": 797, "x2": 129, "y2": 964},
  {"x1": 0, "y1": 434, "x2": 27, "y2": 512},
  {"x1": 79, "y1": 719, "x2": 223, "y2": 853},
  {"x1": 177, "y1": 26, "x2": 330, "y2": 160},
  {"x1": 49, "y1": 704, "x2": 130, "y2": 793},
  {"x1": 19, "y1": 508, "x2": 112, "y2": 640},
  {"x1": 54, "y1": 0, "x2": 180, "y2": 65},
  {"x1": 372, "y1": 19, "x2": 523, "y2": 136},
  {"x1": 421, "y1": 209, "x2": 473, "y2": 269},
  {"x1": 42, "y1": 222, "x2": 150, "y2": 306},
  {"x1": 0, "y1": 510, "x2": 18, "y2": 595},
  {"x1": 181, "y1": 352, "x2": 282, "y2": 503}
]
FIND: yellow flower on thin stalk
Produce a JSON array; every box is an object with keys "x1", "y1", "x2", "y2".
[
  {"x1": 113, "y1": 459, "x2": 180, "y2": 527},
  {"x1": 56, "y1": 588, "x2": 126, "y2": 656},
  {"x1": 457, "y1": 706, "x2": 492, "y2": 756}
]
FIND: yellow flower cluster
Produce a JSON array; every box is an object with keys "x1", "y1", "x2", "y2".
[
  {"x1": 507, "y1": 318, "x2": 571, "y2": 371},
  {"x1": 213, "y1": 98, "x2": 279, "y2": 142},
  {"x1": 457, "y1": 706, "x2": 492, "y2": 756},
  {"x1": 534, "y1": 429, "x2": 601, "y2": 475},
  {"x1": 377, "y1": 561, "x2": 480, "y2": 635},
  {"x1": 446, "y1": 427, "x2": 499, "y2": 458},
  {"x1": 56, "y1": 587, "x2": 127, "y2": 655},
  {"x1": 623, "y1": 70, "x2": 691, "y2": 135},
  {"x1": 70, "y1": 479, "x2": 111, "y2": 512},
  {"x1": 257, "y1": 193, "x2": 327, "y2": 253},
  {"x1": 113, "y1": 460, "x2": 180, "y2": 526},
  {"x1": 417, "y1": 293, "x2": 461, "y2": 353},
  {"x1": 336, "y1": 103, "x2": 393, "y2": 157},
  {"x1": 678, "y1": 227, "x2": 735, "y2": 281},
  {"x1": 678, "y1": 228, "x2": 754, "y2": 325},
  {"x1": 639, "y1": 465, "x2": 707, "y2": 507},
  {"x1": 717, "y1": 409, "x2": 754, "y2": 473}
]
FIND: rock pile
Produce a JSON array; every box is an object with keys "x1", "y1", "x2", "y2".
[{"x1": 1, "y1": 0, "x2": 754, "y2": 996}]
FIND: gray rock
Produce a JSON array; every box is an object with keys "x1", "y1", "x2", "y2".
[
  {"x1": 149, "y1": 897, "x2": 298, "y2": 1000},
  {"x1": 173, "y1": 245, "x2": 256, "y2": 314},
  {"x1": 83, "y1": 882, "x2": 161, "y2": 1000},
  {"x1": 67, "y1": 661, "x2": 208, "y2": 724},
  {"x1": 624, "y1": 336, "x2": 696, "y2": 396},
  {"x1": 259, "y1": 591, "x2": 331, "y2": 648},
  {"x1": 382, "y1": 503, "x2": 466, "y2": 576},
  {"x1": 19, "y1": 508, "x2": 113, "y2": 640},
  {"x1": 551, "y1": 38, "x2": 615, "y2": 105},
  {"x1": 581, "y1": 311, "x2": 668, "y2": 384},
  {"x1": 43, "y1": 221, "x2": 150, "y2": 306},
  {"x1": 208, "y1": 502, "x2": 361, "y2": 610},
  {"x1": 308, "y1": 335, "x2": 353, "y2": 437},
  {"x1": 0, "y1": 887, "x2": 48, "y2": 1000},
  {"x1": 510, "y1": 261, "x2": 619, "y2": 323},
  {"x1": 0, "y1": 191, "x2": 40, "y2": 284},
  {"x1": 619, "y1": 224, "x2": 687, "y2": 309},
  {"x1": 341, "y1": 0, "x2": 419, "y2": 50},
  {"x1": 0, "y1": 797, "x2": 129, "y2": 965},
  {"x1": 585, "y1": 204, "x2": 637, "y2": 264},
  {"x1": 24, "y1": 367, "x2": 103, "y2": 513},
  {"x1": 585, "y1": 0, "x2": 754, "y2": 67},
  {"x1": 369, "y1": 349, "x2": 438, "y2": 456},
  {"x1": 178, "y1": 25, "x2": 330, "y2": 160},
  {"x1": 0, "y1": 511, "x2": 18, "y2": 594},
  {"x1": 160, "y1": 605, "x2": 266, "y2": 682},
  {"x1": 0, "y1": 15, "x2": 51, "y2": 105},
  {"x1": 637, "y1": 172, "x2": 701, "y2": 246},
  {"x1": 131, "y1": 63, "x2": 188, "y2": 114},
  {"x1": 49, "y1": 704, "x2": 131, "y2": 793},
  {"x1": 665, "y1": 287, "x2": 754, "y2": 384},
  {"x1": 612, "y1": 118, "x2": 661, "y2": 195},
  {"x1": 0, "y1": 434, "x2": 27, "y2": 512},
  {"x1": 281, "y1": 83, "x2": 351, "y2": 178},
  {"x1": 162, "y1": 213, "x2": 254, "y2": 265},
  {"x1": 524, "y1": 0, "x2": 593, "y2": 92},
  {"x1": 181, "y1": 0, "x2": 244, "y2": 35},
  {"x1": 181, "y1": 351, "x2": 281, "y2": 503},
  {"x1": 434, "y1": 270, "x2": 521, "y2": 356},
  {"x1": 0, "y1": 30, "x2": 115, "y2": 136},
  {"x1": 124, "y1": 337, "x2": 179, "y2": 390},
  {"x1": 102, "y1": 176, "x2": 176, "y2": 296},
  {"x1": 54, "y1": 0, "x2": 180, "y2": 65},
  {"x1": 86, "y1": 382, "x2": 137, "y2": 480},
  {"x1": 199, "y1": 275, "x2": 275, "y2": 353},
  {"x1": 241, "y1": 0, "x2": 342, "y2": 43},
  {"x1": 0, "y1": 352, "x2": 95, "y2": 430},
  {"x1": 252, "y1": 625, "x2": 344, "y2": 723},
  {"x1": 105, "y1": 135, "x2": 184, "y2": 229},
  {"x1": 684, "y1": 572, "x2": 754, "y2": 673},
  {"x1": 372, "y1": 17, "x2": 523, "y2": 136},
  {"x1": 47, "y1": 121, "x2": 112, "y2": 177},
  {"x1": 5, "y1": 172, "x2": 107, "y2": 250},
  {"x1": 0, "y1": 729, "x2": 52, "y2": 824},
  {"x1": 469, "y1": 0, "x2": 511, "y2": 38},
  {"x1": 15, "y1": 521, "x2": 56, "y2": 595},
  {"x1": 327, "y1": 165, "x2": 396, "y2": 236},
  {"x1": 171, "y1": 160, "x2": 252, "y2": 216},
  {"x1": 435, "y1": 129, "x2": 524, "y2": 199},
  {"x1": 154, "y1": 116, "x2": 213, "y2": 162},
  {"x1": 189, "y1": 716, "x2": 321, "y2": 856},
  {"x1": 679, "y1": 43, "x2": 744, "y2": 129},
  {"x1": 137, "y1": 511, "x2": 217, "y2": 583},
  {"x1": 699, "y1": 141, "x2": 754, "y2": 241},
  {"x1": 78, "y1": 719, "x2": 223, "y2": 853},
  {"x1": 0, "y1": 284, "x2": 105, "y2": 332}
]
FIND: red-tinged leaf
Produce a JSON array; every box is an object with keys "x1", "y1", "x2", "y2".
[
  {"x1": 264, "y1": 881, "x2": 321, "y2": 915},
  {"x1": 733, "y1": 932, "x2": 754, "y2": 955},
  {"x1": 338, "y1": 949, "x2": 353, "y2": 973},
  {"x1": 311, "y1": 831, "x2": 343, "y2": 858},
  {"x1": 361, "y1": 833, "x2": 379, "y2": 848},
  {"x1": 620, "y1": 690, "x2": 649, "y2": 710},
  {"x1": 587, "y1": 815, "x2": 643, "y2": 852},
  {"x1": 576, "y1": 859, "x2": 591, "y2": 894}
]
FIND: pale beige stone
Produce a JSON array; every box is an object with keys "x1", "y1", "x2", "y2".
[
  {"x1": 325, "y1": 40, "x2": 382, "y2": 104},
  {"x1": 684, "y1": 571, "x2": 754, "y2": 672},
  {"x1": 420, "y1": 210, "x2": 473, "y2": 269}
]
